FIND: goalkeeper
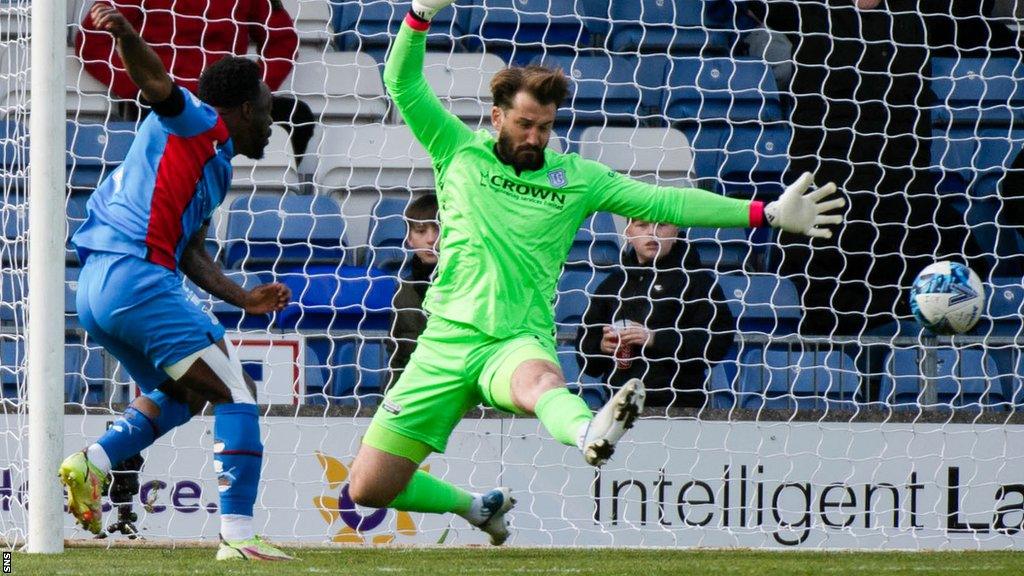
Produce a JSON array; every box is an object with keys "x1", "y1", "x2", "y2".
[{"x1": 347, "y1": 1, "x2": 845, "y2": 546}]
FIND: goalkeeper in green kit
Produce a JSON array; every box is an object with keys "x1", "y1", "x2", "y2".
[{"x1": 347, "y1": 0, "x2": 846, "y2": 545}]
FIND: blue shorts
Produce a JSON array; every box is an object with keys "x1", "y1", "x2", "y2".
[{"x1": 77, "y1": 252, "x2": 226, "y2": 393}]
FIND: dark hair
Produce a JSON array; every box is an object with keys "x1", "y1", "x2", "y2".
[
  {"x1": 405, "y1": 194, "x2": 438, "y2": 223},
  {"x1": 198, "y1": 57, "x2": 263, "y2": 108},
  {"x1": 490, "y1": 65, "x2": 569, "y2": 109}
]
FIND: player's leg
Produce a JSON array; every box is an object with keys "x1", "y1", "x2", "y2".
[
  {"x1": 480, "y1": 337, "x2": 645, "y2": 466},
  {"x1": 347, "y1": 318, "x2": 515, "y2": 545},
  {"x1": 164, "y1": 339, "x2": 291, "y2": 560},
  {"x1": 61, "y1": 254, "x2": 200, "y2": 533}
]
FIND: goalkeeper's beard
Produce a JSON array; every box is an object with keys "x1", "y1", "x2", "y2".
[{"x1": 496, "y1": 130, "x2": 544, "y2": 172}]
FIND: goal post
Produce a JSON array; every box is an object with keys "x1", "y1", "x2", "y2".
[{"x1": 27, "y1": 0, "x2": 66, "y2": 554}]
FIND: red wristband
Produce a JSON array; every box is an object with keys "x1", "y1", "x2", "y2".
[
  {"x1": 405, "y1": 11, "x2": 430, "y2": 31},
  {"x1": 749, "y1": 200, "x2": 765, "y2": 227}
]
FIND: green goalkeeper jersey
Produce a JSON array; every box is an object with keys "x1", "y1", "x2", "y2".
[{"x1": 384, "y1": 21, "x2": 758, "y2": 339}]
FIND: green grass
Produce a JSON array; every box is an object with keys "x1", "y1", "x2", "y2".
[{"x1": 9, "y1": 547, "x2": 1024, "y2": 576}]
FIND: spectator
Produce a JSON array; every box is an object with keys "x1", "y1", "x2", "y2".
[
  {"x1": 386, "y1": 194, "x2": 440, "y2": 391},
  {"x1": 78, "y1": 1, "x2": 314, "y2": 169},
  {"x1": 575, "y1": 220, "x2": 735, "y2": 409},
  {"x1": 746, "y1": 0, "x2": 987, "y2": 335},
  {"x1": 78, "y1": 0, "x2": 299, "y2": 102}
]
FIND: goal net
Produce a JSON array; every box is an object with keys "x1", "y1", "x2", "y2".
[{"x1": 2, "y1": 0, "x2": 1023, "y2": 550}]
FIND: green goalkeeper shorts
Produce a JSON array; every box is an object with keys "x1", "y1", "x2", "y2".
[{"x1": 365, "y1": 315, "x2": 558, "y2": 458}]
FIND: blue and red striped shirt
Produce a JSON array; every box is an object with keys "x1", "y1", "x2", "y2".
[{"x1": 73, "y1": 86, "x2": 234, "y2": 270}]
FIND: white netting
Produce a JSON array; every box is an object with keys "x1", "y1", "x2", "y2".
[{"x1": 0, "y1": 0, "x2": 1022, "y2": 550}]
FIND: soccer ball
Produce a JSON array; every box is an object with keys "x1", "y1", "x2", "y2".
[{"x1": 909, "y1": 261, "x2": 985, "y2": 335}]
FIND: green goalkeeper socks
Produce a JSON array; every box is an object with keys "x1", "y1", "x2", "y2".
[
  {"x1": 534, "y1": 387, "x2": 593, "y2": 447},
  {"x1": 388, "y1": 469, "x2": 474, "y2": 515}
]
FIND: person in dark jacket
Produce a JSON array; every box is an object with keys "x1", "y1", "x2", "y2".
[
  {"x1": 386, "y1": 194, "x2": 439, "y2": 391},
  {"x1": 575, "y1": 220, "x2": 735, "y2": 409},
  {"x1": 746, "y1": 0, "x2": 988, "y2": 335}
]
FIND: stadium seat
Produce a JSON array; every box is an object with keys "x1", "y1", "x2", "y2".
[
  {"x1": 280, "y1": 49, "x2": 388, "y2": 123},
  {"x1": 707, "y1": 359, "x2": 737, "y2": 409},
  {"x1": 302, "y1": 338, "x2": 330, "y2": 404},
  {"x1": 881, "y1": 347, "x2": 1008, "y2": 411},
  {"x1": 231, "y1": 124, "x2": 301, "y2": 192},
  {"x1": 465, "y1": 0, "x2": 592, "y2": 66},
  {"x1": 556, "y1": 344, "x2": 608, "y2": 409},
  {"x1": 280, "y1": 0, "x2": 333, "y2": 46},
  {"x1": 409, "y1": 52, "x2": 507, "y2": 127},
  {"x1": 332, "y1": 0, "x2": 471, "y2": 54},
  {"x1": 532, "y1": 53, "x2": 665, "y2": 129},
  {"x1": 686, "y1": 227, "x2": 750, "y2": 272},
  {"x1": 224, "y1": 193, "x2": 348, "y2": 270},
  {"x1": 0, "y1": 44, "x2": 113, "y2": 119},
  {"x1": 578, "y1": 126, "x2": 695, "y2": 187},
  {"x1": 985, "y1": 277, "x2": 1024, "y2": 337},
  {"x1": 662, "y1": 57, "x2": 783, "y2": 123},
  {"x1": 566, "y1": 212, "x2": 619, "y2": 268},
  {"x1": 0, "y1": 267, "x2": 22, "y2": 327},
  {"x1": 554, "y1": 266, "x2": 609, "y2": 335},
  {"x1": 715, "y1": 274, "x2": 801, "y2": 335},
  {"x1": 275, "y1": 264, "x2": 397, "y2": 331},
  {"x1": 930, "y1": 57, "x2": 1024, "y2": 128},
  {"x1": 65, "y1": 335, "x2": 106, "y2": 405},
  {"x1": 678, "y1": 123, "x2": 790, "y2": 195},
  {"x1": 65, "y1": 191, "x2": 90, "y2": 264},
  {"x1": 313, "y1": 124, "x2": 434, "y2": 190},
  {"x1": 66, "y1": 121, "x2": 135, "y2": 191},
  {"x1": 185, "y1": 269, "x2": 275, "y2": 330},
  {"x1": 595, "y1": 0, "x2": 734, "y2": 55},
  {"x1": 365, "y1": 196, "x2": 410, "y2": 274},
  {"x1": 330, "y1": 338, "x2": 389, "y2": 401},
  {"x1": 0, "y1": 338, "x2": 21, "y2": 403},
  {"x1": 0, "y1": 194, "x2": 25, "y2": 266},
  {"x1": 737, "y1": 345, "x2": 860, "y2": 411}
]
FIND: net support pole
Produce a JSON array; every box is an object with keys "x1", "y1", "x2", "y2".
[{"x1": 27, "y1": 0, "x2": 66, "y2": 553}]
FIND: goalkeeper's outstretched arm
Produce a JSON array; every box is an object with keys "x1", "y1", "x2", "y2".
[
  {"x1": 383, "y1": 2, "x2": 474, "y2": 165},
  {"x1": 589, "y1": 165, "x2": 844, "y2": 238}
]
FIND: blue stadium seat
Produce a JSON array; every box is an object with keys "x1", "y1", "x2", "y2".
[
  {"x1": 366, "y1": 197, "x2": 410, "y2": 274},
  {"x1": 738, "y1": 346, "x2": 860, "y2": 411},
  {"x1": 465, "y1": 0, "x2": 591, "y2": 65},
  {"x1": 984, "y1": 278, "x2": 1024, "y2": 337},
  {"x1": 555, "y1": 266, "x2": 609, "y2": 335},
  {"x1": 598, "y1": 0, "x2": 734, "y2": 55},
  {"x1": 0, "y1": 121, "x2": 26, "y2": 177},
  {"x1": 330, "y1": 338, "x2": 389, "y2": 402},
  {"x1": 1, "y1": 194, "x2": 25, "y2": 265},
  {"x1": 302, "y1": 339, "x2": 330, "y2": 405},
  {"x1": 332, "y1": 0, "x2": 471, "y2": 54},
  {"x1": 567, "y1": 212, "x2": 620, "y2": 267},
  {"x1": 0, "y1": 268, "x2": 23, "y2": 326},
  {"x1": 66, "y1": 121, "x2": 135, "y2": 191},
  {"x1": 932, "y1": 127, "x2": 1022, "y2": 198},
  {"x1": 679, "y1": 123, "x2": 790, "y2": 196},
  {"x1": 686, "y1": 227, "x2": 776, "y2": 272},
  {"x1": 663, "y1": 57, "x2": 783, "y2": 123},
  {"x1": 707, "y1": 359, "x2": 737, "y2": 409},
  {"x1": 881, "y1": 347, "x2": 1008, "y2": 410},
  {"x1": 224, "y1": 193, "x2": 347, "y2": 270},
  {"x1": 931, "y1": 57, "x2": 1024, "y2": 128},
  {"x1": 715, "y1": 274, "x2": 801, "y2": 335},
  {"x1": 0, "y1": 338, "x2": 21, "y2": 403},
  {"x1": 275, "y1": 264, "x2": 397, "y2": 331},
  {"x1": 185, "y1": 269, "x2": 275, "y2": 330},
  {"x1": 532, "y1": 53, "x2": 665, "y2": 128},
  {"x1": 65, "y1": 336, "x2": 106, "y2": 405},
  {"x1": 556, "y1": 344, "x2": 607, "y2": 409}
]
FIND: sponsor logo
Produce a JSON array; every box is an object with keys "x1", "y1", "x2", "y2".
[
  {"x1": 547, "y1": 169, "x2": 567, "y2": 188},
  {"x1": 480, "y1": 170, "x2": 567, "y2": 209},
  {"x1": 312, "y1": 452, "x2": 420, "y2": 544}
]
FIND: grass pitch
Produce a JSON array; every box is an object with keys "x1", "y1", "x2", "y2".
[{"x1": 9, "y1": 547, "x2": 1024, "y2": 576}]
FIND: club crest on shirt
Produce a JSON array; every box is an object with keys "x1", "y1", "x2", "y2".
[{"x1": 547, "y1": 169, "x2": 567, "y2": 188}]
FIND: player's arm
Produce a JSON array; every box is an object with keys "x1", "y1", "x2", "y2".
[
  {"x1": 589, "y1": 164, "x2": 844, "y2": 238},
  {"x1": 179, "y1": 225, "x2": 291, "y2": 315},
  {"x1": 383, "y1": 0, "x2": 474, "y2": 165},
  {"x1": 87, "y1": 3, "x2": 173, "y2": 104}
]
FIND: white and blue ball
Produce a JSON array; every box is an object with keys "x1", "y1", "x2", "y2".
[{"x1": 909, "y1": 261, "x2": 985, "y2": 335}]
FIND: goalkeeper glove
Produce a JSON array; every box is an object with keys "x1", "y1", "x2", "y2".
[
  {"x1": 411, "y1": 0, "x2": 454, "y2": 21},
  {"x1": 764, "y1": 172, "x2": 845, "y2": 239}
]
